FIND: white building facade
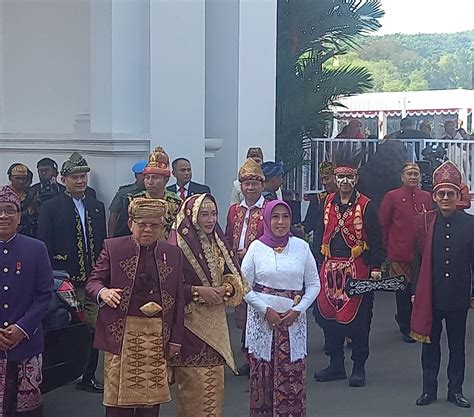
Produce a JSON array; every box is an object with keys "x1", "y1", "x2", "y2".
[{"x1": 0, "y1": 0, "x2": 278, "y2": 215}]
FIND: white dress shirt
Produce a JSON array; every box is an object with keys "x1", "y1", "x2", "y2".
[{"x1": 238, "y1": 195, "x2": 265, "y2": 250}]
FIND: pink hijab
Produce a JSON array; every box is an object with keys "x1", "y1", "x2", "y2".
[{"x1": 258, "y1": 200, "x2": 292, "y2": 248}]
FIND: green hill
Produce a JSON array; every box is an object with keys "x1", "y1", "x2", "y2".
[{"x1": 338, "y1": 30, "x2": 474, "y2": 92}]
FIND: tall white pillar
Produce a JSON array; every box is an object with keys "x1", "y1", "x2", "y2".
[{"x1": 150, "y1": 0, "x2": 206, "y2": 182}]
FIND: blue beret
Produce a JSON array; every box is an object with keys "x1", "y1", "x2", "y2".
[
  {"x1": 132, "y1": 160, "x2": 148, "y2": 174},
  {"x1": 261, "y1": 161, "x2": 284, "y2": 177}
]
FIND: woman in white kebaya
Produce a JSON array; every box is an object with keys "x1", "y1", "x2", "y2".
[{"x1": 241, "y1": 200, "x2": 320, "y2": 417}]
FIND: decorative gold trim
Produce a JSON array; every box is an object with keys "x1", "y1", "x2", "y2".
[{"x1": 410, "y1": 331, "x2": 431, "y2": 343}]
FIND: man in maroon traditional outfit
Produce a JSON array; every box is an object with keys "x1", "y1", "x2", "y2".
[
  {"x1": 379, "y1": 162, "x2": 432, "y2": 343},
  {"x1": 0, "y1": 186, "x2": 53, "y2": 417},
  {"x1": 85, "y1": 198, "x2": 185, "y2": 417},
  {"x1": 225, "y1": 158, "x2": 267, "y2": 375},
  {"x1": 411, "y1": 161, "x2": 474, "y2": 408},
  {"x1": 314, "y1": 144, "x2": 385, "y2": 387}
]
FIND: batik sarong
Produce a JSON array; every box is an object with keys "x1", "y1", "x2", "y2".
[
  {"x1": 0, "y1": 355, "x2": 43, "y2": 417},
  {"x1": 249, "y1": 327, "x2": 306, "y2": 417}
]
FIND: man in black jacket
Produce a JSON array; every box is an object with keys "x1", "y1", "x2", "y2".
[
  {"x1": 167, "y1": 157, "x2": 210, "y2": 200},
  {"x1": 37, "y1": 152, "x2": 106, "y2": 394},
  {"x1": 411, "y1": 161, "x2": 474, "y2": 409}
]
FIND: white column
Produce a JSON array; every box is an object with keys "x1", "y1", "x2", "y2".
[
  {"x1": 237, "y1": 0, "x2": 277, "y2": 166},
  {"x1": 0, "y1": 0, "x2": 4, "y2": 132},
  {"x1": 90, "y1": 0, "x2": 150, "y2": 134},
  {"x1": 150, "y1": 0, "x2": 206, "y2": 182}
]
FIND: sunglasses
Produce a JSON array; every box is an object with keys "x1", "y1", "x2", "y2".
[{"x1": 435, "y1": 190, "x2": 457, "y2": 199}]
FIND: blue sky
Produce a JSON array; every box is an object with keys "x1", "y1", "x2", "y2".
[{"x1": 378, "y1": 0, "x2": 473, "y2": 35}]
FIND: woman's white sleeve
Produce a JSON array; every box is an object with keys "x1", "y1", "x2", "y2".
[
  {"x1": 242, "y1": 244, "x2": 268, "y2": 315},
  {"x1": 292, "y1": 245, "x2": 321, "y2": 313}
]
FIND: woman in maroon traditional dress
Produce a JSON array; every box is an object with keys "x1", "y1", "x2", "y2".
[
  {"x1": 241, "y1": 200, "x2": 320, "y2": 417},
  {"x1": 168, "y1": 193, "x2": 244, "y2": 417}
]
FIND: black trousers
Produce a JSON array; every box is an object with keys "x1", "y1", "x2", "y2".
[
  {"x1": 83, "y1": 332, "x2": 99, "y2": 381},
  {"x1": 316, "y1": 293, "x2": 374, "y2": 365},
  {"x1": 395, "y1": 284, "x2": 412, "y2": 335},
  {"x1": 105, "y1": 406, "x2": 160, "y2": 417},
  {"x1": 421, "y1": 309, "x2": 468, "y2": 395}
]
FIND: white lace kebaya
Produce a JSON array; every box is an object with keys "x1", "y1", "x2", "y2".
[{"x1": 242, "y1": 236, "x2": 320, "y2": 362}]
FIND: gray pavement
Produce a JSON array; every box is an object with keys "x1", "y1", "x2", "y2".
[{"x1": 44, "y1": 292, "x2": 474, "y2": 417}]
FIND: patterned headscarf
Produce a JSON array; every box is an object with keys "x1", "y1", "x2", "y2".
[{"x1": 0, "y1": 186, "x2": 21, "y2": 210}]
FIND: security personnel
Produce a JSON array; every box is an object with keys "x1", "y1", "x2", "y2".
[
  {"x1": 107, "y1": 160, "x2": 146, "y2": 237},
  {"x1": 411, "y1": 161, "x2": 474, "y2": 409}
]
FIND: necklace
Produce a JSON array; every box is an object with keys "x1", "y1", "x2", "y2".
[{"x1": 273, "y1": 246, "x2": 286, "y2": 254}]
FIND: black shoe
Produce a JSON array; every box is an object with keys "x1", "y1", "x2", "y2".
[
  {"x1": 349, "y1": 363, "x2": 365, "y2": 387},
  {"x1": 416, "y1": 392, "x2": 437, "y2": 406},
  {"x1": 76, "y1": 378, "x2": 104, "y2": 393},
  {"x1": 314, "y1": 364, "x2": 347, "y2": 382},
  {"x1": 402, "y1": 333, "x2": 416, "y2": 344},
  {"x1": 237, "y1": 363, "x2": 250, "y2": 377},
  {"x1": 447, "y1": 392, "x2": 471, "y2": 408}
]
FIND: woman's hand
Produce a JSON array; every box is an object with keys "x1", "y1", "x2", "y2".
[
  {"x1": 265, "y1": 308, "x2": 281, "y2": 329},
  {"x1": 198, "y1": 287, "x2": 224, "y2": 305},
  {"x1": 280, "y1": 310, "x2": 300, "y2": 327},
  {"x1": 99, "y1": 288, "x2": 123, "y2": 308}
]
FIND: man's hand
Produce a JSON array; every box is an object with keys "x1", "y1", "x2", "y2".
[
  {"x1": 265, "y1": 308, "x2": 281, "y2": 329},
  {"x1": 411, "y1": 295, "x2": 415, "y2": 304},
  {"x1": 0, "y1": 329, "x2": 13, "y2": 350},
  {"x1": 99, "y1": 288, "x2": 123, "y2": 308},
  {"x1": 167, "y1": 344, "x2": 181, "y2": 360},
  {"x1": 198, "y1": 287, "x2": 224, "y2": 305},
  {"x1": 370, "y1": 270, "x2": 382, "y2": 281},
  {"x1": 3, "y1": 325, "x2": 25, "y2": 350},
  {"x1": 280, "y1": 310, "x2": 300, "y2": 327}
]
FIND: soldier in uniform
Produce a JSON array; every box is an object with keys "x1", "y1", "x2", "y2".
[
  {"x1": 261, "y1": 161, "x2": 284, "y2": 201},
  {"x1": 114, "y1": 147, "x2": 181, "y2": 240},
  {"x1": 37, "y1": 152, "x2": 106, "y2": 393},
  {"x1": 107, "y1": 160, "x2": 147, "y2": 237},
  {"x1": 411, "y1": 161, "x2": 474, "y2": 408},
  {"x1": 379, "y1": 162, "x2": 432, "y2": 343},
  {"x1": 0, "y1": 185, "x2": 53, "y2": 417}
]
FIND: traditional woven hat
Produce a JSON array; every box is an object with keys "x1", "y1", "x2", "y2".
[
  {"x1": 128, "y1": 197, "x2": 167, "y2": 220},
  {"x1": 7, "y1": 164, "x2": 28, "y2": 177},
  {"x1": 319, "y1": 161, "x2": 334, "y2": 175},
  {"x1": 0, "y1": 185, "x2": 21, "y2": 210},
  {"x1": 239, "y1": 158, "x2": 265, "y2": 182},
  {"x1": 433, "y1": 161, "x2": 462, "y2": 192},
  {"x1": 143, "y1": 147, "x2": 171, "y2": 177},
  {"x1": 61, "y1": 152, "x2": 90, "y2": 176},
  {"x1": 261, "y1": 161, "x2": 284, "y2": 178}
]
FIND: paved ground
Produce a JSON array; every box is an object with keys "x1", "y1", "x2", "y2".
[{"x1": 44, "y1": 292, "x2": 474, "y2": 417}]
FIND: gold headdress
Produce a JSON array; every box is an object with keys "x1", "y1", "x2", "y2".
[
  {"x1": 402, "y1": 162, "x2": 420, "y2": 173},
  {"x1": 128, "y1": 197, "x2": 167, "y2": 220},
  {"x1": 143, "y1": 146, "x2": 171, "y2": 177},
  {"x1": 238, "y1": 158, "x2": 265, "y2": 182}
]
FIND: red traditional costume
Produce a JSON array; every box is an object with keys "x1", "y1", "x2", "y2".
[
  {"x1": 85, "y1": 198, "x2": 185, "y2": 417},
  {"x1": 314, "y1": 144, "x2": 385, "y2": 387}
]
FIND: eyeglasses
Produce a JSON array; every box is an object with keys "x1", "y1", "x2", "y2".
[
  {"x1": 133, "y1": 220, "x2": 162, "y2": 229},
  {"x1": 0, "y1": 208, "x2": 19, "y2": 216},
  {"x1": 435, "y1": 190, "x2": 457, "y2": 199}
]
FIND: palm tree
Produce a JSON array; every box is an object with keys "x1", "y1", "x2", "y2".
[{"x1": 276, "y1": 0, "x2": 384, "y2": 173}]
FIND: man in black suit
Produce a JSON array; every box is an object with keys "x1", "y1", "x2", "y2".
[
  {"x1": 37, "y1": 152, "x2": 106, "y2": 394},
  {"x1": 167, "y1": 157, "x2": 211, "y2": 200}
]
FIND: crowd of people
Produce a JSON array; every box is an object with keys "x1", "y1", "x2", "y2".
[{"x1": 0, "y1": 139, "x2": 473, "y2": 417}]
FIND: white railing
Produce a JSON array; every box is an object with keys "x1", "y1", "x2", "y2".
[{"x1": 286, "y1": 138, "x2": 474, "y2": 195}]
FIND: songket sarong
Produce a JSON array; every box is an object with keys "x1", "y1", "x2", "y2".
[
  {"x1": 174, "y1": 365, "x2": 224, "y2": 417},
  {"x1": 317, "y1": 256, "x2": 369, "y2": 324},
  {"x1": 0, "y1": 355, "x2": 43, "y2": 417},
  {"x1": 103, "y1": 316, "x2": 170, "y2": 408},
  {"x1": 249, "y1": 327, "x2": 306, "y2": 417}
]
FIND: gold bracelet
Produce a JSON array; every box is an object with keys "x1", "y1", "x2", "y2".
[
  {"x1": 191, "y1": 286, "x2": 200, "y2": 302},
  {"x1": 223, "y1": 282, "x2": 234, "y2": 297}
]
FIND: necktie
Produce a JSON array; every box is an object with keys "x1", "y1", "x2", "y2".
[{"x1": 179, "y1": 186, "x2": 186, "y2": 201}]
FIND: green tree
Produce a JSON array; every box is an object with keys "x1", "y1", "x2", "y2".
[{"x1": 276, "y1": 0, "x2": 384, "y2": 172}]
